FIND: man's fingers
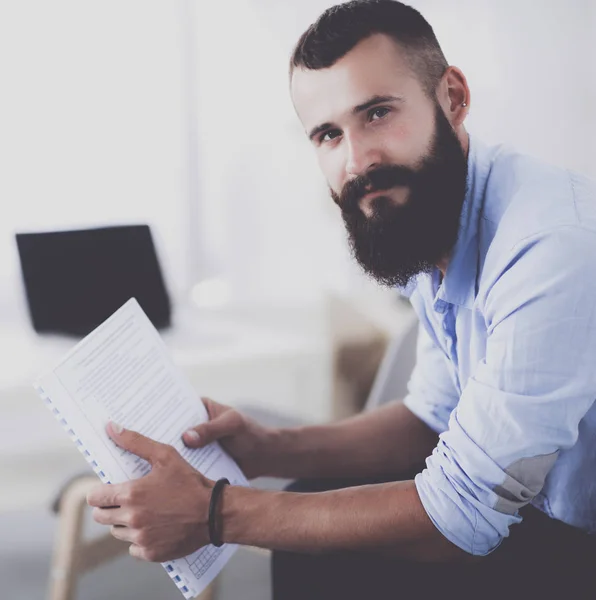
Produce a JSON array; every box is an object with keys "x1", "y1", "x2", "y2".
[
  {"x1": 201, "y1": 397, "x2": 217, "y2": 419},
  {"x1": 92, "y1": 506, "x2": 129, "y2": 526},
  {"x1": 183, "y1": 410, "x2": 242, "y2": 448},
  {"x1": 106, "y1": 421, "x2": 169, "y2": 463},
  {"x1": 182, "y1": 428, "x2": 204, "y2": 447},
  {"x1": 110, "y1": 525, "x2": 136, "y2": 544},
  {"x1": 87, "y1": 482, "x2": 129, "y2": 508},
  {"x1": 129, "y1": 544, "x2": 147, "y2": 561}
]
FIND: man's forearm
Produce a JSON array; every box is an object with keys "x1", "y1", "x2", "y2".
[
  {"x1": 220, "y1": 480, "x2": 467, "y2": 562},
  {"x1": 266, "y1": 401, "x2": 438, "y2": 479}
]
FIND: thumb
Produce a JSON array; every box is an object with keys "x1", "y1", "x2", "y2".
[
  {"x1": 182, "y1": 410, "x2": 242, "y2": 448},
  {"x1": 107, "y1": 421, "x2": 164, "y2": 463}
]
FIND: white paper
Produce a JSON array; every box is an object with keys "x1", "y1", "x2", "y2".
[{"x1": 34, "y1": 298, "x2": 248, "y2": 599}]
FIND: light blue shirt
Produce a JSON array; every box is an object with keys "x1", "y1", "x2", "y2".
[{"x1": 401, "y1": 134, "x2": 596, "y2": 555}]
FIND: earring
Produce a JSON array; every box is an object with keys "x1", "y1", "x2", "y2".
[{"x1": 462, "y1": 102, "x2": 468, "y2": 107}]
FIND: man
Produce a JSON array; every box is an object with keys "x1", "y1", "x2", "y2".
[{"x1": 87, "y1": 1, "x2": 596, "y2": 597}]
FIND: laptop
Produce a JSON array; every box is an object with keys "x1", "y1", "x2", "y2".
[{"x1": 16, "y1": 224, "x2": 172, "y2": 336}]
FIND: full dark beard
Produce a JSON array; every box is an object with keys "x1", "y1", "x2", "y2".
[{"x1": 332, "y1": 103, "x2": 468, "y2": 288}]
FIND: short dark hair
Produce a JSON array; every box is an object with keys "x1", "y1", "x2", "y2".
[{"x1": 290, "y1": 0, "x2": 449, "y2": 98}]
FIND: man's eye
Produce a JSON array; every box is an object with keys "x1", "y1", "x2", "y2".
[
  {"x1": 320, "y1": 129, "x2": 341, "y2": 143},
  {"x1": 369, "y1": 107, "x2": 390, "y2": 121}
]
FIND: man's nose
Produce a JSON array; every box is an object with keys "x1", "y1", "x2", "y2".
[{"x1": 345, "y1": 135, "x2": 382, "y2": 178}]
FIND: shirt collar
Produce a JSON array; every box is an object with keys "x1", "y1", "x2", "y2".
[{"x1": 434, "y1": 133, "x2": 492, "y2": 310}]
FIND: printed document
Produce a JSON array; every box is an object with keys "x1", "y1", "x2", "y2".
[{"x1": 34, "y1": 298, "x2": 248, "y2": 598}]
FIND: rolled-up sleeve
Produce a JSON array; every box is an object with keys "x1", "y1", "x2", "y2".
[{"x1": 414, "y1": 227, "x2": 596, "y2": 555}]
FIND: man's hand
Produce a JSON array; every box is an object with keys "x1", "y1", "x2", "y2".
[
  {"x1": 182, "y1": 398, "x2": 277, "y2": 479},
  {"x1": 87, "y1": 422, "x2": 214, "y2": 562}
]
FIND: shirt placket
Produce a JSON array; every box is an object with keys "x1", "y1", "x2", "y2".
[{"x1": 434, "y1": 298, "x2": 461, "y2": 395}]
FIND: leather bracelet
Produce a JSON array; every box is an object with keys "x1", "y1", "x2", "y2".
[{"x1": 208, "y1": 478, "x2": 230, "y2": 547}]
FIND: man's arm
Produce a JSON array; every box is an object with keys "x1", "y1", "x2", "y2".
[
  {"x1": 267, "y1": 400, "x2": 438, "y2": 479},
  {"x1": 90, "y1": 424, "x2": 471, "y2": 564},
  {"x1": 184, "y1": 397, "x2": 438, "y2": 481},
  {"x1": 220, "y1": 478, "x2": 469, "y2": 561}
]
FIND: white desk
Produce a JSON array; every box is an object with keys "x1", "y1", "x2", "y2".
[{"x1": 0, "y1": 304, "x2": 332, "y2": 511}]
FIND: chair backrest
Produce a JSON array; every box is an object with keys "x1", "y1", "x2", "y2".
[{"x1": 364, "y1": 310, "x2": 419, "y2": 412}]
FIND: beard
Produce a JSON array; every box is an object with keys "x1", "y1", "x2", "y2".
[{"x1": 331, "y1": 103, "x2": 468, "y2": 288}]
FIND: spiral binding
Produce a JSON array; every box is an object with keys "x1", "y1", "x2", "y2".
[{"x1": 34, "y1": 383, "x2": 197, "y2": 599}]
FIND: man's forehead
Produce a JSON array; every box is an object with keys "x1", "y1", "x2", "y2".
[{"x1": 290, "y1": 34, "x2": 417, "y2": 128}]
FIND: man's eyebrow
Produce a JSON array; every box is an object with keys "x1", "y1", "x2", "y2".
[
  {"x1": 353, "y1": 94, "x2": 404, "y2": 114},
  {"x1": 308, "y1": 95, "x2": 404, "y2": 142},
  {"x1": 308, "y1": 122, "x2": 334, "y2": 142}
]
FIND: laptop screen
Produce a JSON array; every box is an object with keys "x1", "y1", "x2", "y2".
[{"x1": 16, "y1": 225, "x2": 171, "y2": 336}]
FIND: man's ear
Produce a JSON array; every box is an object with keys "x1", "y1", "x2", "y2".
[{"x1": 437, "y1": 66, "x2": 470, "y2": 126}]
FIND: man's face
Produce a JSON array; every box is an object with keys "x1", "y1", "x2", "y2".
[{"x1": 291, "y1": 34, "x2": 468, "y2": 287}]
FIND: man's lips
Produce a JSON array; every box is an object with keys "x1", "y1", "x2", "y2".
[
  {"x1": 362, "y1": 188, "x2": 392, "y2": 201},
  {"x1": 358, "y1": 185, "x2": 410, "y2": 213}
]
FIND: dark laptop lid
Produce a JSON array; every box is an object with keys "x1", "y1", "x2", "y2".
[{"x1": 16, "y1": 224, "x2": 171, "y2": 336}]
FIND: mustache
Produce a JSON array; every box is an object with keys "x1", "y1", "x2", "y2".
[{"x1": 335, "y1": 164, "x2": 418, "y2": 213}]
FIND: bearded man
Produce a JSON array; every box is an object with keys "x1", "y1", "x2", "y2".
[{"x1": 88, "y1": 1, "x2": 596, "y2": 597}]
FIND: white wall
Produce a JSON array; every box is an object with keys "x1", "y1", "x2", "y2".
[
  {"x1": 0, "y1": 1, "x2": 190, "y2": 323},
  {"x1": 425, "y1": 0, "x2": 595, "y2": 177}
]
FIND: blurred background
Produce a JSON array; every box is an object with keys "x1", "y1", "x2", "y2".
[{"x1": 0, "y1": 1, "x2": 594, "y2": 599}]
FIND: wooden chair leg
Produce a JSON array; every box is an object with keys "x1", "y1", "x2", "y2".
[
  {"x1": 48, "y1": 476, "x2": 128, "y2": 600},
  {"x1": 47, "y1": 476, "x2": 97, "y2": 600}
]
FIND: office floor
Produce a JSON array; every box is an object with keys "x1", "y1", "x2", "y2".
[{"x1": 0, "y1": 506, "x2": 271, "y2": 600}]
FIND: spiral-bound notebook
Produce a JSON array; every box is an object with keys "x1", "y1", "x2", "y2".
[{"x1": 33, "y1": 298, "x2": 248, "y2": 599}]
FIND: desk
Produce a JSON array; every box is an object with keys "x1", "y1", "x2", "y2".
[{"x1": 0, "y1": 303, "x2": 332, "y2": 512}]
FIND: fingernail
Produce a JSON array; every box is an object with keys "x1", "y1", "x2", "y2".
[
  {"x1": 184, "y1": 430, "x2": 200, "y2": 442},
  {"x1": 110, "y1": 421, "x2": 124, "y2": 434}
]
